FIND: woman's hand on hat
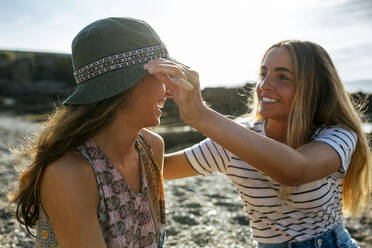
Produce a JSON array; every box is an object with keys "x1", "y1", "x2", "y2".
[{"x1": 144, "y1": 58, "x2": 207, "y2": 126}]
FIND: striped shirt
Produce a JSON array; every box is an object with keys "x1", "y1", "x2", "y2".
[{"x1": 184, "y1": 120, "x2": 357, "y2": 244}]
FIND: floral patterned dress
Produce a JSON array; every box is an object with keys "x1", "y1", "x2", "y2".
[{"x1": 36, "y1": 135, "x2": 165, "y2": 248}]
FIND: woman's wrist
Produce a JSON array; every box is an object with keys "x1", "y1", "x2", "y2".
[{"x1": 186, "y1": 104, "x2": 215, "y2": 132}]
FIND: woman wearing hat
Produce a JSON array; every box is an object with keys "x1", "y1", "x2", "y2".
[
  {"x1": 11, "y1": 18, "x2": 168, "y2": 248},
  {"x1": 145, "y1": 40, "x2": 371, "y2": 247}
]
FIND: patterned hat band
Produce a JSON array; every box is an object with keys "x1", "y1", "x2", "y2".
[{"x1": 73, "y1": 44, "x2": 167, "y2": 84}]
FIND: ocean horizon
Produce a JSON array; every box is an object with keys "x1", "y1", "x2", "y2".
[{"x1": 344, "y1": 79, "x2": 372, "y2": 93}]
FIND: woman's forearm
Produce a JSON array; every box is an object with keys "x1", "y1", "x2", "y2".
[
  {"x1": 191, "y1": 107, "x2": 307, "y2": 185},
  {"x1": 143, "y1": 59, "x2": 338, "y2": 185}
]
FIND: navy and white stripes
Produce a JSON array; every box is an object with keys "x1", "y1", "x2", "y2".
[
  {"x1": 184, "y1": 121, "x2": 357, "y2": 244},
  {"x1": 312, "y1": 126, "x2": 357, "y2": 172}
]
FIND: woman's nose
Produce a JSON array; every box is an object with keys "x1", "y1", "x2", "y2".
[{"x1": 259, "y1": 74, "x2": 274, "y2": 90}]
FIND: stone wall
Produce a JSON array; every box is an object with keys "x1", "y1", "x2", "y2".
[
  {"x1": 0, "y1": 49, "x2": 370, "y2": 120},
  {"x1": 0, "y1": 50, "x2": 74, "y2": 113}
]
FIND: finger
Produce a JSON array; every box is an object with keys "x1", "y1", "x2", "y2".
[
  {"x1": 162, "y1": 79, "x2": 176, "y2": 93},
  {"x1": 151, "y1": 73, "x2": 177, "y2": 93},
  {"x1": 152, "y1": 72, "x2": 171, "y2": 84},
  {"x1": 145, "y1": 58, "x2": 190, "y2": 73},
  {"x1": 177, "y1": 70, "x2": 200, "y2": 90},
  {"x1": 171, "y1": 78, "x2": 194, "y2": 91},
  {"x1": 175, "y1": 62, "x2": 190, "y2": 70},
  {"x1": 145, "y1": 59, "x2": 198, "y2": 91},
  {"x1": 160, "y1": 76, "x2": 193, "y2": 97},
  {"x1": 144, "y1": 63, "x2": 184, "y2": 78},
  {"x1": 145, "y1": 58, "x2": 178, "y2": 67}
]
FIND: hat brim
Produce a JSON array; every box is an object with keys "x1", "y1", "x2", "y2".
[{"x1": 63, "y1": 63, "x2": 148, "y2": 105}]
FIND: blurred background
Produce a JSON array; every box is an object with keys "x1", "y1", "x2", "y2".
[
  {"x1": 1, "y1": 0, "x2": 372, "y2": 138},
  {"x1": 0, "y1": 0, "x2": 371, "y2": 90}
]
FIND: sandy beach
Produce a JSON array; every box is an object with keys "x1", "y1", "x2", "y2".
[{"x1": 1, "y1": 114, "x2": 371, "y2": 248}]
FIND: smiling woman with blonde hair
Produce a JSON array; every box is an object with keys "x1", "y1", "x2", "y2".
[{"x1": 146, "y1": 40, "x2": 372, "y2": 248}]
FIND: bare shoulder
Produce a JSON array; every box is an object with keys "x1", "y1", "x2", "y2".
[
  {"x1": 39, "y1": 150, "x2": 106, "y2": 247},
  {"x1": 40, "y1": 149, "x2": 98, "y2": 210},
  {"x1": 140, "y1": 128, "x2": 164, "y2": 151},
  {"x1": 42, "y1": 149, "x2": 94, "y2": 187},
  {"x1": 140, "y1": 128, "x2": 164, "y2": 168}
]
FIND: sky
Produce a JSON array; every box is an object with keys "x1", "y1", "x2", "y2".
[{"x1": 0, "y1": 0, "x2": 371, "y2": 89}]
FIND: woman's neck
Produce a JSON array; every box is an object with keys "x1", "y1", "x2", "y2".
[
  {"x1": 93, "y1": 116, "x2": 141, "y2": 165},
  {"x1": 264, "y1": 119, "x2": 288, "y2": 143}
]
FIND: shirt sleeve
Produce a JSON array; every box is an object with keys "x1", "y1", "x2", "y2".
[
  {"x1": 313, "y1": 127, "x2": 357, "y2": 173},
  {"x1": 184, "y1": 138, "x2": 230, "y2": 175}
]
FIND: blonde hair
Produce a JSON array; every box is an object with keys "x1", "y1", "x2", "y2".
[
  {"x1": 8, "y1": 86, "x2": 136, "y2": 235},
  {"x1": 251, "y1": 40, "x2": 372, "y2": 217}
]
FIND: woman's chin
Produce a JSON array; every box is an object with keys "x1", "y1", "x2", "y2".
[{"x1": 147, "y1": 117, "x2": 161, "y2": 128}]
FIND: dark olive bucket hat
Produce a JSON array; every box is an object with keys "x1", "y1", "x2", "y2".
[{"x1": 63, "y1": 17, "x2": 169, "y2": 104}]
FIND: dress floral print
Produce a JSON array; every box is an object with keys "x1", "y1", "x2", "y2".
[{"x1": 36, "y1": 135, "x2": 165, "y2": 248}]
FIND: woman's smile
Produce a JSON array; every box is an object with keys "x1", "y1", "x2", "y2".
[{"x1": 260, "y1": 96, "x2": 280, "y2": 103}]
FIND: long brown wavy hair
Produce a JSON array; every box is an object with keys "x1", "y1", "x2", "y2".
[
  {"x1": 250, "y1": 40, "x2": 372, "y2": 217},
  {"x1": 8, "y1": 85, "x2": 136, "y2": 235}
]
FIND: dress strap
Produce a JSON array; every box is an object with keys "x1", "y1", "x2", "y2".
[
  {"x1": 138, "y1": 132, "x2": 153, "y2": 151},
  {"x1": 76, "y1": 142, "x2": 110, "y2": 244},
  {"x1": 136, "y1": 133, "x2": 166, "y2": 231}
]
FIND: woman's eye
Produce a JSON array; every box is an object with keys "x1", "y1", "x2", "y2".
[
  {"x1": 279, "y1": 74, "x2": 289, "y2": 80},
  {"x1": 259, "y1": 72, "x2": 266, "y2": 79}
]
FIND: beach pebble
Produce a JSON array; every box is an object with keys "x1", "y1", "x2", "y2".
[{"x1": 1, "y1": 114, "x2": 371, "y2": 248}]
